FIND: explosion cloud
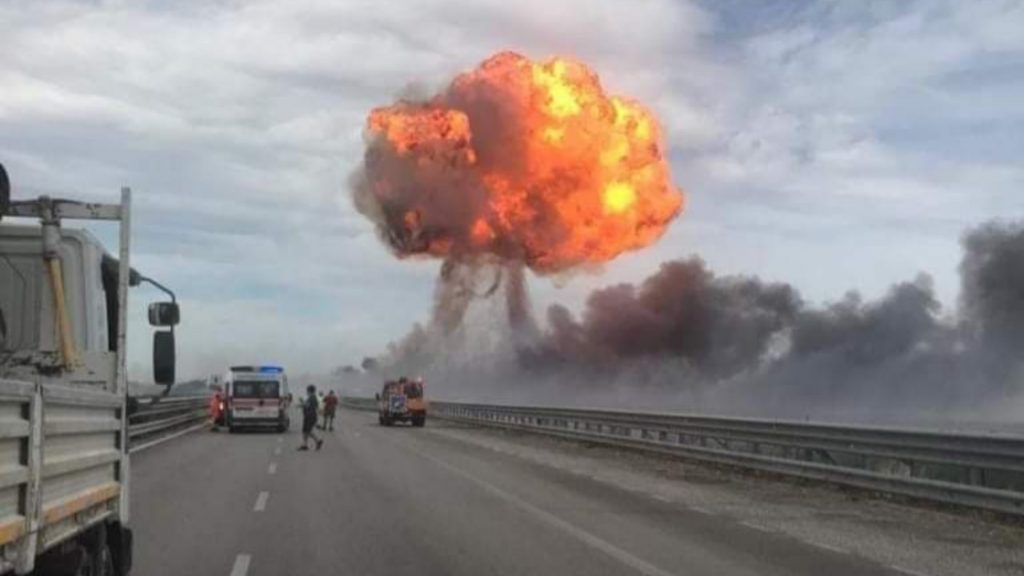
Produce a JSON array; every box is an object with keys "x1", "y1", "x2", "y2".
[{"x1": 352, "y1": 52, "x2": 684, "y2": 333}]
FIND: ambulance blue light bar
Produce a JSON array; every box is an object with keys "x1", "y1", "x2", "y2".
[{"x1": 229, "y1": 365, "x2": 284, "y2": 373}]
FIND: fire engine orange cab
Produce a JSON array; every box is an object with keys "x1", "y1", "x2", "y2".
[{"x1": 377, "y1": 377, "x2": 427, "y2": 427}]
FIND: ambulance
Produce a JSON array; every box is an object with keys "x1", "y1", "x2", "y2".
[{"x1": 224, "y1": 365, "x2": 291, "y2": 432}]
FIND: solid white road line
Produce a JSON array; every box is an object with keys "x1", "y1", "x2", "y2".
[
  {"x1": 229, "y1": 554, "x2": 251, "y2": 576},
  {"x1": 738, "y1": 520, "x2": 776, "y2": 534},
  {"x1": 254, "y1": 491, "x2": 269, "y2": 512},
  {"x1": 890, "y1": 565, "x2": 931, "y2": 576},
  {"x1": 129, "y1": 421, "x2": 209, "y2": 454},
  {"x1": 268, "y1": 462, "x2": 277, "y2": 475},
  {"x1": 414, "y1": 449, "x2": 678, "y2": 576},
  {"x1": 809, "y1": 541, "x2": 848, "y2": 555}
]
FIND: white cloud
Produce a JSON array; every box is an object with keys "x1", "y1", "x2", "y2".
[{"x1": 2, "y1": 0, "x2": 1022, "y2": 380}]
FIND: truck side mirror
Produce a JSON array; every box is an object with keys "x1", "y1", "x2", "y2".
[
  {"x1": 0, "y1": 162, "x2": 9, "y2": 219},
  {"x1": 148, "y1": 301, "x2": 180, "y2": 327},
  {"x1": 153, "y1": 330, "x2": 176, "y2": 385}
]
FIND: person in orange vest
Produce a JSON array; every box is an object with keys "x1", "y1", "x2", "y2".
[{"x1": 210, "y1": 390, "x2": 225, "y2": 429}]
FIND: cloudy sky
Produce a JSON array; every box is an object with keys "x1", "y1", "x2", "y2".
[{"x1": 2, "y1": 0, "x2": 1022, "y2": 381}]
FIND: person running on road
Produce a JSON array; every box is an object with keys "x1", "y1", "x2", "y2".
[
  {"x1": 323, "y1": 390, "x2": 339, "y2": 431},
  {"x1": 298, "y1": 385, "x2": 323, "y2": 451}
]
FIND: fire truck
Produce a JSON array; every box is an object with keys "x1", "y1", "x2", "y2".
[
  {"x1": 223, "y1": 366, "x2": 290, "y2": 433},
  {"x1": 376, "y1": 378, "x2": 427, "y2": 427}
]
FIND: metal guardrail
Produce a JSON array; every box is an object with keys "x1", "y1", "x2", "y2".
[
  {"x1": 341, "y1": 397, "x2": 1024, "y2": 516},
  {"x1": 128, "y1": 395, "x2": 210, "y2": 451},
  {"x1": 342, "y1": 397, "x2": 376, "y2": 411}
]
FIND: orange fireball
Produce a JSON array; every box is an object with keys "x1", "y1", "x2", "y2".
[{"x1": 355, "y1": 51, "x2": 684, "y2": 274}]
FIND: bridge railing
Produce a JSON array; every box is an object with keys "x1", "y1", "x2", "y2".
[
  {"x1": 342, "y1": 397, "x2": 1024, "y2": 516},
  {"x1": 128, "y1": 395, "x2": 210, "y2": 451}
]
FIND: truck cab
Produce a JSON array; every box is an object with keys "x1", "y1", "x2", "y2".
[{"x1": 376, "y1": 378, "x2": 426, "y2": 427}]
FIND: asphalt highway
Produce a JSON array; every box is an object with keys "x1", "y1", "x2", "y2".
[{"x1": 130, "y1": 409, "x2": 907, "y2": 576}]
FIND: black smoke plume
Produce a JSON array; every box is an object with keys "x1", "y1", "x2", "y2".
[{"x1": 365, "y1": 220, "x2": 1024, "y2": 426}]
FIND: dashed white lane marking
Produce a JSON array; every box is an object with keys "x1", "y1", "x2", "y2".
[
  {"x1": 273, "y1": 446, "x2": 281, "y2": 455},
  {"x1": 689, "y1": 506, "x2": 712, "y2": 515},
  {"x1": 253, "y1": 491, "x2": 269, "y2": 512},
  {"x1": 229, "y1": 554, "x2": 251, "y2": 576},
  {"x1": 268, "y1": 462, "x2": 277, "y2": 475},
  {"x1": 277, "y1": 437, "x2": 283, "y2": 443},
  {"x1": 651, "y1": 495, "x2": 671, "y2": 502},
  {"x1": 415, "y1": 450, "x2": 677, "y2": 576}
]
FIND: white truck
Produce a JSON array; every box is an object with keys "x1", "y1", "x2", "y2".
[{"x1": 0, "y1": 162, "x2": 178, "y2": 575}]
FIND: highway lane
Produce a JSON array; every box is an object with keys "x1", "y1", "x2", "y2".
[{"x1": 131, "y1": 409, "x2": 907, "y2": 576}]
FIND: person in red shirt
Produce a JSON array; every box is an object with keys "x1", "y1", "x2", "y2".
[{"x1": 323, "y1": 390, "x2": 339, "y2": 431}]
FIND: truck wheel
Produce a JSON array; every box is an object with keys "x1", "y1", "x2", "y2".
[
  {"x1": 93, "y1": 541, "x2": 114, "y2": 576},
  {"x1": 68, "y1": 546, "x2": 94, "y2": 576},
  {"x1": 34, "y1": 546, "x2": 91, "y2": 576},
  {"x1": 413, "y1": 416, "x2": 426, "y2": 427}
]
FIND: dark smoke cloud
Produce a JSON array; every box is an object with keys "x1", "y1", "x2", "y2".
[
  {"x1": 525, "y1": 258, "x2": 800, "y2": 378},
  {"x1": 788, "y1": 276, "x2": 941, "y2": 365},
  {"x1": 960, "y1": 221, "x2": 1024, "y2": 349},
  {"x1": 366, "y1": 220, "x2": 1024, "y2": 427}
]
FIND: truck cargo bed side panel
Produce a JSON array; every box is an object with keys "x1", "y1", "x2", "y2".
[
  {"x1": 0, "y1": 380, "x2": 34, "y2": 574},
  {"x1": 38, "y1": 385, "x2": 122, "y2": 554}
]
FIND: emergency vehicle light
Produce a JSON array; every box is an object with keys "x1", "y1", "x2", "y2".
[{"x1": 228, "y1": 365, "x2": 284, "y2": 373}]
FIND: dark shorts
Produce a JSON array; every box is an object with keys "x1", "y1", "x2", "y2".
[{"x1": 302, "y1": 420, "x2": 316, "y2": 433}]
